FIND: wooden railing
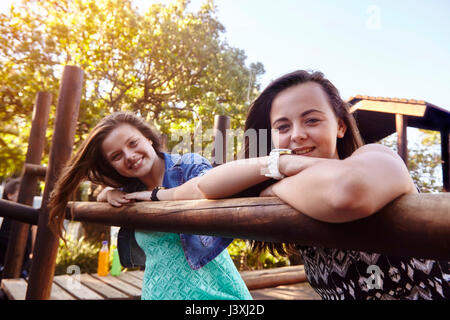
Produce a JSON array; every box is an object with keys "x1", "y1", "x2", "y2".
[
  {"x1": 67, "y1": 193, "x2": 449, "y2": 261},
  {"x1": 2, "y1": 192, "x2": 449, "y2": 262}
]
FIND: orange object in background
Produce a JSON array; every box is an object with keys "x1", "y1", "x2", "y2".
[{"x1": 97, "y1": 241, "x2": 109, "y2": 276}]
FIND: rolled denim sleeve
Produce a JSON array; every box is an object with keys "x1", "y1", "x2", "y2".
[{"x1": 181, "y1": 153, "x2": 212, "y2": 180}]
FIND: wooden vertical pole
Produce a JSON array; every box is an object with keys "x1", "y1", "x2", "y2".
[
  {"x1": 441, "y1": 128, "x2": 449, "y2": 192},
  {"x1": 211, "y1": 115, "x2": 230, "y2": 167},
  {"x1": 25, "y1": 66, "x2": 83, "y2": 300},
  {"x1": 395, "y1": 114, "x2": 408, "y2": 166},
  {"x1": 2, "y1": 92, "x2": 52, "y2": 279}
]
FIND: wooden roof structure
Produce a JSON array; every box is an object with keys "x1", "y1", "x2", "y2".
[{"x1": 347, "y1": 95, "x2": 450, "y2": 191}]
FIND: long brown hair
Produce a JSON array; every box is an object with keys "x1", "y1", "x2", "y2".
[
  {"x1": 244, "y1": 70, "x2": 364, "y2": 256},
  {"x1": 48, "y1": 111, "x2": 164, "y2": 238}
]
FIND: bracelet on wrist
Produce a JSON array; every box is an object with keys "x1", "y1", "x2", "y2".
[{"x1": 151, "y1": 186, "x2": 166, "y2": 201}]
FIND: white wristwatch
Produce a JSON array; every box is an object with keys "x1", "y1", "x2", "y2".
[{"x1": 265, "y1": 148, "x2": 293, "y2": 180}]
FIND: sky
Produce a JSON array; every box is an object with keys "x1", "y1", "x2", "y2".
[
  {"x1": 194, "y1": 0, "x2": 450, "y2": 111},
  {"x1": 1, "y1": 0, "x2": 449, "y2": 111}
]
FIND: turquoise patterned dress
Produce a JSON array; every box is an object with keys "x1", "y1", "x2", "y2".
[{"x1": 135, "y1": 231, "x2": 253, "y2": 300}]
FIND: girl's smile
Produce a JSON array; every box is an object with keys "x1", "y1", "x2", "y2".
[
  {"x1": 292, "y1": 146, "x2": 316, "y2": 156},
  {"x1": 128, "y1": 156, "x2": 144, "y2": 170}
]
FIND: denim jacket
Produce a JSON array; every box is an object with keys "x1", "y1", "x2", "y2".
[{"x1": 117, "y1": 152, "x2": 233, "y2": 270}]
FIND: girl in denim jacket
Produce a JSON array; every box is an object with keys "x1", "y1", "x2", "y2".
[{"x1": 49, "y1": 111, "x2": 251, "y2": 300}]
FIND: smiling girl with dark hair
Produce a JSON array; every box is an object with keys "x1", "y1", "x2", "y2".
[{"x1": 197, "y1": 70, "x2": 450, "y2": 300}]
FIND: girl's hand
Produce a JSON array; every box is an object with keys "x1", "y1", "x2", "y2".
[
  {"x1": 279, "y1": 154, "x2": 323, "y2": 177},
  {"x1": 124, "y1": 191, "x2": 152, "y2": 201},
  {"x1": 105, "y1": 189, "x2": 131, "y2": 207}
]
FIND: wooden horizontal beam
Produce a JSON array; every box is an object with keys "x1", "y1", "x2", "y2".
[
  {"x1": 241, "y1": 266, "x2": 307, "y2": 290},
  {"x1": 0, "y1": 199, "x2": 39, "y2": 225},
  {"x1": 350, "y1": 100, "x2": 427, "y2": 117},
  {"x1": 67, "y1": 193, "x2": 450, "y2": 261},
  {"x1": 24, "y1": 163, "x2": 47, "y2": 178}
]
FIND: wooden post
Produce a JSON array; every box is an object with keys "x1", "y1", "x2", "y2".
[
  {"x1": 25, "y1": 66, "x2": 83, "y2": 300},
  {"x1": 2, "y1": 92, "x2": 52, "y2": 279},
  {"x1": 441, "y1": 128, "x2": 449, "y2": 192},
  {"x1": 395, "y1": 113, "x2": 408, "y2": 166},
  {"x1": 211, "y1": 115, "x2": 230, "y2": 167}
]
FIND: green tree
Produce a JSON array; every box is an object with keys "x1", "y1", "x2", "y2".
[
  {"x1": 0, "y1": 0, "x2": 264, "y2": 180},
  {"x1": 378, "y1": 129, "x2": 443, "y2": 193}
]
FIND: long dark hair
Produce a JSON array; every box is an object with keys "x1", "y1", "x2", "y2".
[
  {"x1": 48, "y1": 112, "x2": 164, "y2": 237},
  {"x1": 244, "y1": 70, "x2": 364, "y2": 256}
]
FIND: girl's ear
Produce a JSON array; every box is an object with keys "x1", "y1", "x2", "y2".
[{"x1": 337, "y1": 118, "x2": 347, "y2": 138}]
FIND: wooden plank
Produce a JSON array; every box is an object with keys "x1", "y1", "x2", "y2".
[
  {"x1": 244, "y1": 271, "x2": 307, "y2": 290},
  {"x1": 240, "y1": 266, "x2": 307, "y2": 290},
  {"x1": 53, "y1": 275, "x2": 104, "y2": 300},
  {"x1": 115, "y1": 272, "x2": 143, "y2": 289},
  {"x1": 1, "y1": 278, "x2": 28, "y2": 300},
  {"x1": 123, "y1": 270, "x2": 145, "y2": 281},
  {"x1": 250, "y1": 282, "x2": 321, "y2": 300},
  {"x1": 49, "y1": 282, "x2": 76, "y2": 300},
  {"x1": 91, "y1": 274, "x2": 141, "y2": 299},
  {"x1": 0, "y1": 266, "x2": 313, "y2": 301},
  {"x1": 240, "y1": 265, "x2": 304, "y2": 279},
  {"x1": 349, "y1": 100, "x2": 426, "y2": 117},
  {"x1": 79, "y1": 274, "x2": 130, "y2": 300}
]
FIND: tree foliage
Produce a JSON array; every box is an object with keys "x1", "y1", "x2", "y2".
[
  {"x1": 378, "y1": 129, "x2": 443, "y2": 193},
  {"x1": 0, "y1": 0, "x2": 265, "y2": 180}
]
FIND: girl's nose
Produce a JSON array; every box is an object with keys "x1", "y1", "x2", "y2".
[
  {"x1": 291, "y1": 125, "x2": 308, "y2": 143},
  {"x1": 124, "y1": 150, "x2": 135, "y2": 163}
]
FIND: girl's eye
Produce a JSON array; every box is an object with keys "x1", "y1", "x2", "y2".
[
  {"x1": 129, "y1": 139, "x2": 138, "y2": 147},
  {"x1": 305, "y1": 118, "x2": 320, "y2": 125},
  {"x1": 111, "y1": 153, "x2": 122, "y2": 161},
  {"x1": 276, "y1": 124, "x2": 290, "y2": 132}
]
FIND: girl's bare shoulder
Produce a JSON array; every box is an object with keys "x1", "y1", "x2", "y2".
[{"x1": 352, "y1": 143, "x2": 402, "y2": 160}]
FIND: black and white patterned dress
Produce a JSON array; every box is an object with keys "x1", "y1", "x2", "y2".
[{"x1": 299, "y1": 246, "x2": 450, "y2": 300}]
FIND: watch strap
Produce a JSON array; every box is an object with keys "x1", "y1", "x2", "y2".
[
  {"x1": 151, "y1": 186, "x2": 165, "y2": 201},
  {"x1": 264, "y1": 149, "x2": 292, "y2": 180}
]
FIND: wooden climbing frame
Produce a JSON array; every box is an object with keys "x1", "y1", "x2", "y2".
[{"x1": 0, "y1": 65, "x2": 449, "y2": 300}]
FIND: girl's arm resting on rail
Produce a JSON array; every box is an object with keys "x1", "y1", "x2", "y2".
[
  {"x1": 156, "y1": 177, "x2": 205, "y2": 201},
  {"x1": 197, "y1": 154, "x2": 326, "y2": 199},
  {"x1": 124, "y1": 177, "x2": 204, "y2": 201},
  {"x1": 96, "y1": 178, "x2": 204, "y2": 205},
  {"x1": 270, "y1": 144, "x2": 417, "y2": 223},
  {"x1": 197, "y1": 157, "x2": 272, "y2": 199}
]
